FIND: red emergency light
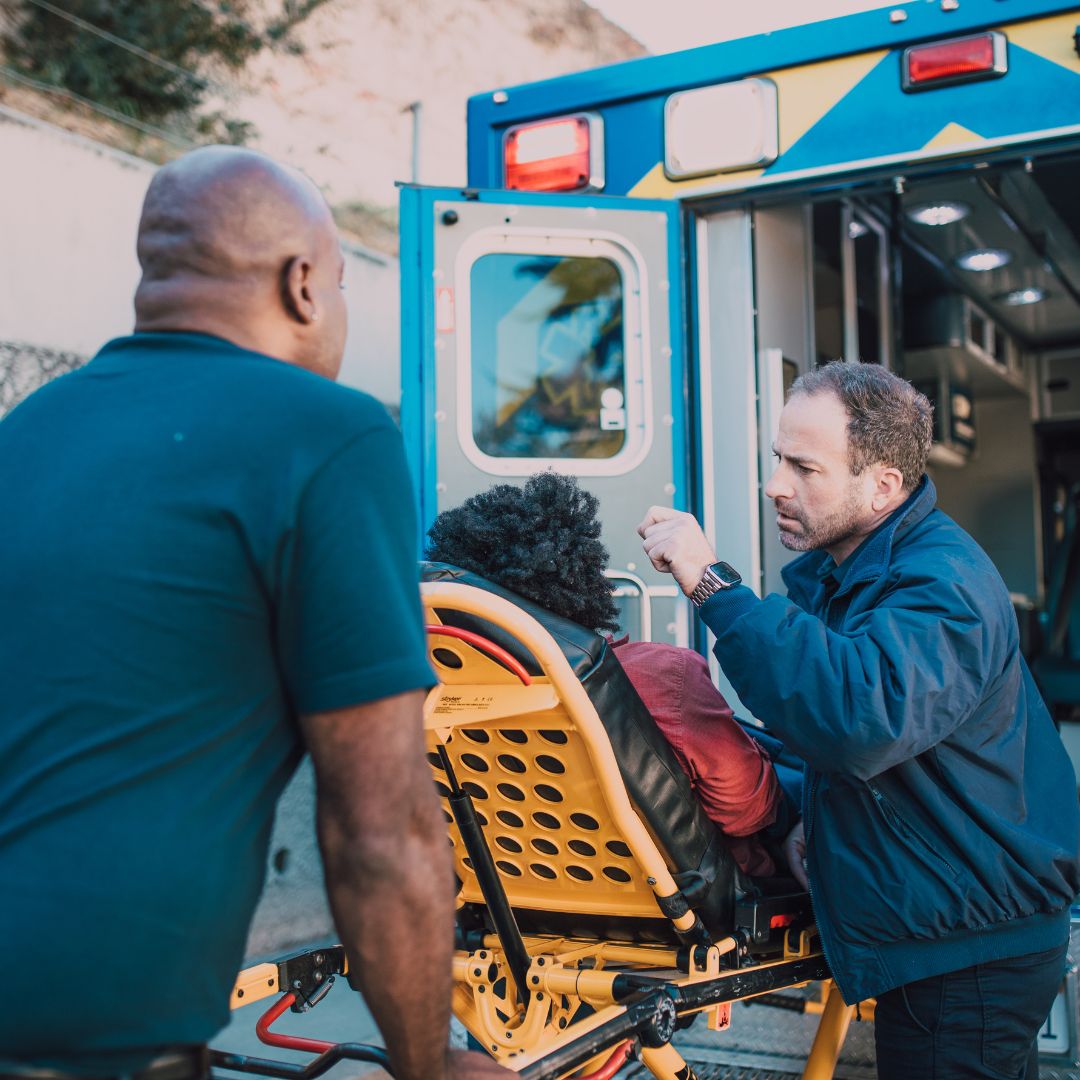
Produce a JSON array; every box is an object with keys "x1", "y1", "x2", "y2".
[
  {"x1": 902, "y1": 32, "x2": 1007, "y2": 91},
  {"x1": 503, "y1": 114, "x2": 603, "y2": 192}
]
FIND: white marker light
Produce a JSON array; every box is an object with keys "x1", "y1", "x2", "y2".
[
  {"x1": 956, "y1": 248, "x2": 1012, "y2": 272},
  {"x1": 906, "y1": 201, "x2": 970, "y2": 226},
  {"x1": 664, "y1": 79, "x2": 778, "y2": 179}
]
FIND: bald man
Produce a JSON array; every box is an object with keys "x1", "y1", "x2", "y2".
[{"x1": 0, "y1": 148, "x2": 508, "y2": 1080}]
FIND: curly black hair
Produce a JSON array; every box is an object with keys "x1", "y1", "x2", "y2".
[{"x1": 426, "y1": 472, "x2": 619, "y2": 632}]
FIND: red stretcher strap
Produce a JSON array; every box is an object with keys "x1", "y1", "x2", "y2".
[{"x1": 425, "y1": 624, "x2": 533, "y2": 685}]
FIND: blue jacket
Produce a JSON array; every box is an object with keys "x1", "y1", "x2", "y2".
[{"x1": 701, "y1": 476, "x2": 1080, "y2": 1003}]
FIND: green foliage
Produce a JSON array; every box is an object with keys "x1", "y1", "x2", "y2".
[
  {"x1": 195, "y1": 110, "x2": 258, "y2": 146},
  {"x1": 4, "y1": 0, "x2": 264, "y2": 124},
  {"x1": 265, "y1": 0, "x2": 333, "y2": 44}
]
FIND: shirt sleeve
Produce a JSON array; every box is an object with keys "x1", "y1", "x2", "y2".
[
  {"x1": 674, "y1": 649, "x2": 783, "y2": 838},
  {"x1": 275, "y1": 419, "x2": 435, "y2": 715}
]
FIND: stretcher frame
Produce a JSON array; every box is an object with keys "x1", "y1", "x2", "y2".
[{"x1": 213, "y1": 581, "x2": 856, "y2": 1079}]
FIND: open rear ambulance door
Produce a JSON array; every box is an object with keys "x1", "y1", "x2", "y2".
[{"x1": 400, "y1": 186, "x2": 689, "y2": 646}]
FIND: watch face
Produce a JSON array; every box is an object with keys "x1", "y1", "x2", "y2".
[{"x1": 710, "y1": 561, "x2": 742, "y2": 588}]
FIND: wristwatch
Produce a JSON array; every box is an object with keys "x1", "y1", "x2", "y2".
[{"x1": 688, "y1": 561, "x2": 742, "y2": 607}]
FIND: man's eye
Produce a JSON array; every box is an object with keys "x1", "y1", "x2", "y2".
[{"x1": 795, "y1": 463, "x2": 813, "y2": 474}]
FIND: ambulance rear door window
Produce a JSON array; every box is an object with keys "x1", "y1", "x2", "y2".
[{"x1": 469, "y1": 253, "x2": 627, "y2": 461}]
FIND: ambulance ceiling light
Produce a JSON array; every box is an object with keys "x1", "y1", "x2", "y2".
[
  {"x1": 999, "y1": 286, "x2": 1046, "y2": 306},
  {"x1": 906, "y1": 201, "x2": 970, "y2": 226},
  {"x1": 503, "y1": 113, "x2": 604, "y2": 193},
  {"x1": 955, "y1": 248, "x2": 1012, "y2": 272},
  {"x1": 902, "y1": 32, "x2": 1008, "y2": 92},
  {"x1": 664, "y1": 79, "x2": 779, "y2": 180}
]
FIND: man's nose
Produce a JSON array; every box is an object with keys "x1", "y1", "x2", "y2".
[{"x1": 764, "y1": 464, "x2": 792, "y2": 502}]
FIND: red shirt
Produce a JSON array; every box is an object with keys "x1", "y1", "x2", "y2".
[{"x1": 612, "y1": 639, "x2": 782, "y2": 877}]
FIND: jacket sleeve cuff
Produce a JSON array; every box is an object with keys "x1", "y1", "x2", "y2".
[{"x1": 696, "y1": 583, "x2": 760, "y2": 634}]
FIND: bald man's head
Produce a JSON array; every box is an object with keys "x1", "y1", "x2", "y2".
[{"x1": 134, "y1": 146, "x2": 347, "y2": 379}]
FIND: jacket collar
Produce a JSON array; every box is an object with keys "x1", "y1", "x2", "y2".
[{"x1": 781, "y1": 474, "x2": 937, "y2": 607}]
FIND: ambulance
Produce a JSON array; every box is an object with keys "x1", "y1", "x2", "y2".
[
  {"x1": 394, "y1": 4, "x2": 1080, "y2": 1068},
  {"x1": 399, "y1": 0, "x2": 1080, "y2": 727}
]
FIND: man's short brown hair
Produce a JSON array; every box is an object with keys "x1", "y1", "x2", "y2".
[{"x1": 790, "y1": 361, "x2": 934, "y2": 491}]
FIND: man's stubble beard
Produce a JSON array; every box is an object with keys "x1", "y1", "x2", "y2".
[{"x1": 775, "y1": 480, "x2": 868, "y2": 553}]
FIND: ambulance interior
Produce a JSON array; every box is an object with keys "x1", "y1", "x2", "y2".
[{"x1": 762, "y1": 151, "x2": 1080, "y2": 737}]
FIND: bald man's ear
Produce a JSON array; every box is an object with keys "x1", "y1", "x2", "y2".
[{"x1": 282, "y1": 255, "x2": 319, "y2": 325}]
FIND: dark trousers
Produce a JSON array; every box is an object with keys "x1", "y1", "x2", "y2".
[{"x1": 874, "y1": 941, "x2": 1068, "y2": 1079}]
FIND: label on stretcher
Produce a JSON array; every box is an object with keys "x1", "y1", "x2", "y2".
[
  {"x1": 707, "y1": 1002, "x2": 732, "y2": 1031},
  {"x1": 433, "y1": 693, "x2": 497, "y2": 714}
]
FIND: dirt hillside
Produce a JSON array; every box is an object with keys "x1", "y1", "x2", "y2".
[
  {"x1": 231, "y1": 0, "x2": 644, "y2": 247},
  {"x1": 0, "y1": 1, "x2": 645, "y2": 251}
]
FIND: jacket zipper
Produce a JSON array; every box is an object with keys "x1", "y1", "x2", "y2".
[{"x1": 867, "y1": 782, "x2": 958, "y2": 877}]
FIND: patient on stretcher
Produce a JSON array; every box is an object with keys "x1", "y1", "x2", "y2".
[{"x1": 425, "y1": 472, "x2": 801, "y2": 881}]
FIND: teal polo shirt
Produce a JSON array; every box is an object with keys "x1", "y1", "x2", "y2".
[{"x1": 0, "y1": 333, "x2": 434, "y2": 1071}]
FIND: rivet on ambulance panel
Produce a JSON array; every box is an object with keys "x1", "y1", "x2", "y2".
[
  {"x1": 659, "y1": 280, "x2": 669, "y2": 292},
  {"x1": 437, "y1": 483, "x2": 447, "y2": 493},
  {"x1": 627, "y1": 562, "x2": 637, "y2": 571},
  {"x1": 433, "y1": 268, "x2": 444, "y2": 280},
  {"x1": 664, "y1": 483, "x2": 676, "y2": 495},
  {"x1": 435, "y1": 410, "x2": 447, "y2": 422},
  {"x1": 667, "y1": 623, "x2": 678, "y2": 636},
  {"x1": 493, "y1": 90, "x2": 509, "y2": 104},
  {"x1": 434, "y1": 339, "x2": 446, "y2": 351},
  {"x1": 889, "y1": 9, "x2": 907, "y2": 22},
  {"x1": 661, "y1": 346, "x2": 672, "y2": 359},
  {"x1": 940, "y1": 0, "x2": 959, "y2": 10},
  {"x1": 663, "y1": 415, "x2": 674, "y2": 427}
]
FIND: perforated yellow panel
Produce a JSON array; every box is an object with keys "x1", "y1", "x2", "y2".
[{"x1": 425, "y1": 618, "x2": 665, "y2": 920}]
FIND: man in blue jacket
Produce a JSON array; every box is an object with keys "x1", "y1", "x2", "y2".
[{"x1": 639, "y1": 361, "x2": 1080, "y2": 1080}]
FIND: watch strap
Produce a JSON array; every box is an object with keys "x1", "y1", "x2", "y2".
[
  {"x1": 689, "y1": 567, "x2": 725, "y2": 607},
  {"x1": 688, "y1": 562, "x2": 741, "y2": 607}
]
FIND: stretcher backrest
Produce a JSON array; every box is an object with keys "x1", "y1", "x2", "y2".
[{"x1": 421, "y1": 563, "x2": 740, "y2": 942}]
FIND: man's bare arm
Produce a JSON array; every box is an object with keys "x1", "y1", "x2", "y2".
[{"x1": 301, "y1": 690, "x2": 510, "y2": 1080}]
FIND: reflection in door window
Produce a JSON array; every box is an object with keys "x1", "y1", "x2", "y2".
[{"x1": 470, "y1": 254, "x2": 626, "y2": 459}]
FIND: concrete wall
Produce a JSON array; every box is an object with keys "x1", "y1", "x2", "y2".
[
  {"x1": 0, "y1": 108, "x2": 152, "y2": 358},
  {"x1": 0, "y1": 106, "x2": 401, "y2": 416}
]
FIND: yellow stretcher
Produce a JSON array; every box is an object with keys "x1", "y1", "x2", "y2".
[{"x1": 213, "y1": 568, "x2": 860, "y2": 1079}]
